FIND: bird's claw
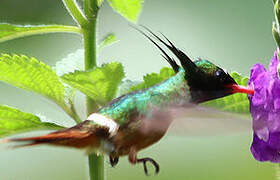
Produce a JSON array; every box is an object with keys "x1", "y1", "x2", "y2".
[
  {"x1": 137, "y1": 157, "x2": 160, "y2": 175},
  {"x1": 110, "y1": 156, "x2": 119, "y2": 167}
]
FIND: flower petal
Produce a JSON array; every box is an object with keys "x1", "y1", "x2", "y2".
[
  {"x1": 269, "y1": 50, "x2": 279, "y2": 78},
  {"x1": 251, "y1": 133, "x2": 280, "y2": 163},
  {"x1": 248, "y1": 49, "x2": 280, "y2": 163},
  {"x1": 248, "y1": 64, "x2": 266, "y2": 86}
]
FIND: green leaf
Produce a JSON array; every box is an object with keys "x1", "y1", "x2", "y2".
[
  {"x1": 0, "y1": 54, "x2": 81, "y2": 123},
  {"x1": 130, "y1": 67, "x2": 175, "y2": 91},
  {"x1": 202, "y1": 72, "x2": 250, "y2": 114},
  {"x1": 107, "y1": 0, "x2": 144, "y2": 23},
  {"x1": 0, "y1": 105, "x2": 64, "y2": 137},
  {"x1": 62, "y1": 62, "x2": 125, "y2": 105},
  {"x1": 0, "y1": 24, "x2": 81, "y2": 43},
  {"x1": 0, "y1": 54, "x2": 67, "y2": 108},
  {"x1": 98, "y1": 33, "x2": 118, "y2": 51}
]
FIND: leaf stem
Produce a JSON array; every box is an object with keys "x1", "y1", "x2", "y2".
[
  {"x1": 69, "y1": 102, "x2": 82, "y2": 123},
  {"x1": 63, "y1": 0, "x2": 88, "y2": 27},
  {"x1": 83, "y1": 0, "x2": 104, "y2": 180},
  {"x1": 61, "y1": 103, "x2": 82, "y2": 124},
  {"x1": 0, "y1": 25, "x2": 81, "y2": 43},
  {"x1": 273, "y1": 22, "x2": 280, "y2": 49}
]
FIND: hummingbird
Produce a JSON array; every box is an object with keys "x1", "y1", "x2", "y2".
[{"x1": 2, "y1": 27, "x2": 254, "y2": 175}]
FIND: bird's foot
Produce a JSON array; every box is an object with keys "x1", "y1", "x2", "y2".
[
  {"x1": 137, "y1": 157, "x2": 160, "y2": 175},
  {"x1": 128, "y1": 147, "x2": 160, "y2": 175},
  {"x1": 109, "y1": 155, "x2": 119, "y2": 167}
]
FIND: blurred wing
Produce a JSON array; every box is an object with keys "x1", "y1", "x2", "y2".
[
  {"x1": 139, "y1": 104, "x2": 252, "y2": 137},
  {"x1": 167, "y1": 105, "x2": 252, "y2": 136}
]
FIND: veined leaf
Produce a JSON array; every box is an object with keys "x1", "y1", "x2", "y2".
[
  {"x1": 0, "y1": 105, "x2": 64, "y2": 137},
  {"x1": 0, "y1": 24, "x2": 81, "y2": 43},
  {"x1": 107, "y1": 0, "x2": 144, "y2": 23},
  {"x1": 98, "y1": 33, "x2": 118, "y2": 51},
  {"x1": 202, "y1": 72, "x2": 250, "y2": 114},
  {"x1": 130, "y1": 67, "x2": 175, "y2": 91},
  {"x1": 62, "y1": 62, "x2": 125, "y2": 105},
  {"x1": 0, "y1": 54, "x2": 67, "y2": 108}
]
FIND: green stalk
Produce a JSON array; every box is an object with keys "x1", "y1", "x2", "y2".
[
  {"x1": 88, "y1": 153, "x2": 105, "y2": 180},
  {"x1": 63, "y1": 0, "x2": 103, "y2": 179},
  {"x1": 83, "y1": 0, "x2": 104, "y2": 180},
  {"x1": 85, "y1": 22, "x2": 105, "y2": 179}
]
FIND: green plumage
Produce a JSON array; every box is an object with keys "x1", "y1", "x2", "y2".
[
  {"x1": 194, "y1": 59, "x2": 217, "y2": 74},
  {"x1": 98, "y1": 68, "x2": 189, "y2": 125}
]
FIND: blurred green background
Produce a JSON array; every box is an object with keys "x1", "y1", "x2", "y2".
[{"x1": 0, "y1": 0, "x2": 277, "y2": 179}]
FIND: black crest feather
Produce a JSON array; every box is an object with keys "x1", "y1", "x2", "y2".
[
  {"x1": 130, "y1": 25, "x2": 180, "y2": 73},
  {"x1": 139, "y1": 25, "x2": 197, "y2": 75}
]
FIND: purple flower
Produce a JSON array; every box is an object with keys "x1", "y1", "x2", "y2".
[{"x1": 248, "y1": 49, "x2": 280, "y2": 162}]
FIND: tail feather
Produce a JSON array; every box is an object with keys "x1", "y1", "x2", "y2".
[
  {"x1": 2, "y1": 120, "x2": 109, "y2": 149},
  {"x1": 3, "y1": 130, "x2": 93, "y2": 148}
]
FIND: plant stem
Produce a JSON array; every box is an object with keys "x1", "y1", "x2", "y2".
[
  {"x1": 83, "y1": 0, "x2": 104, "y2": 180},
  {"x1": 88, "y1": 153, "x2": 105, "y2": 180},
  {"x1": 84, "y1": 17, "x2": 97, "y2": 69},
  {"x1": 63, "y1": 0, "x2": 103, "y2": 179}
]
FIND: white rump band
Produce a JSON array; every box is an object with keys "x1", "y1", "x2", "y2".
[{"x1": 87, "y1": 113, "x2": 119, "y2": 137}]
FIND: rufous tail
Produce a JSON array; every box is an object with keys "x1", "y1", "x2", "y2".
[{"x1": 1, "y1": 120, "x2": 109, "y2": 149}]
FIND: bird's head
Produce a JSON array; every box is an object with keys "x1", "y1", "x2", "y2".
[
  {"x1": 134, "y1": 26, "x2": 254, "y2": 103},
  {"x1": 187, "y1": 59, "x2": 253, "y2": 103}
]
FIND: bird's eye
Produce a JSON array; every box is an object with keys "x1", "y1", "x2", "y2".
[
  {"x1": 215, "y1": 69, "x2": 226, "y2": 81},
  {"x1": 215, "y1": 69, "x2": 223, "y2": 77},
  {"x1": 215, "y1": 70, "x2": 222, "y2": 77}
]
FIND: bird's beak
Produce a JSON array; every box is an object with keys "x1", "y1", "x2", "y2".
[{"x1": 227, "y1": 84, "x2": 254, "y2": 95}]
